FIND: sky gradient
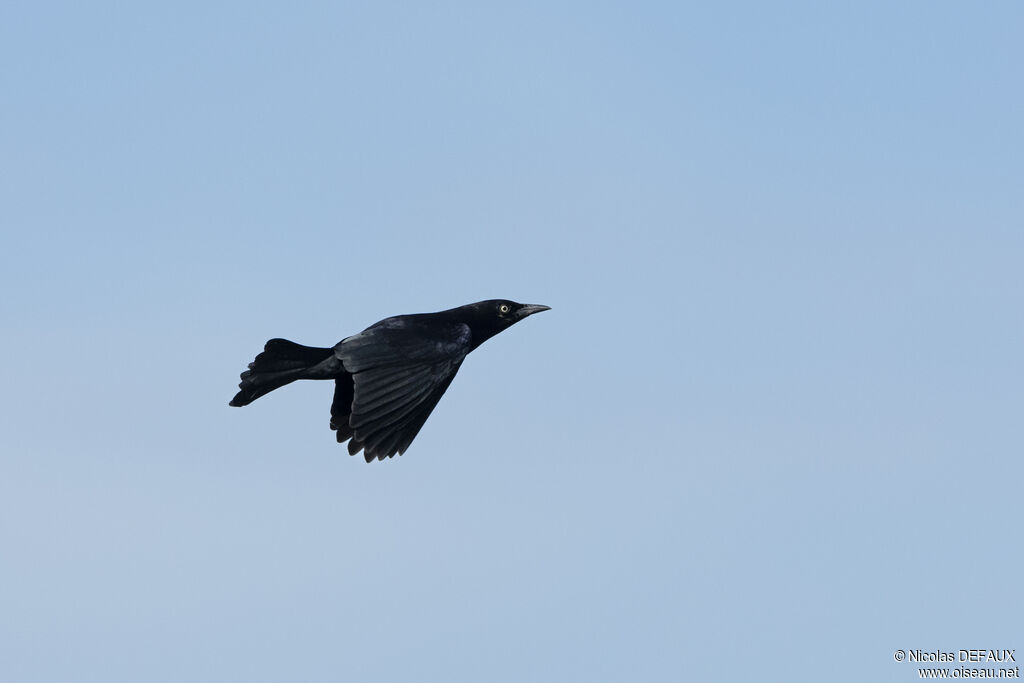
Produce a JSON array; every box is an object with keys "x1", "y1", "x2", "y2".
[{"x1": 2, "y1": 2, "x2": 1022, "y2": 681}]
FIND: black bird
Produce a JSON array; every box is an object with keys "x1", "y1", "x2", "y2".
[{"x1": 229, "y1": 299, "x2": 550, "y2": 462}]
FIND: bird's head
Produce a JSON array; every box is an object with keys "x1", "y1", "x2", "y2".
[{"x1": 455, "y1": 299, "x2": 551, "y2": 350}]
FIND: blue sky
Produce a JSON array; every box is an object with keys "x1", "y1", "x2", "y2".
[{"x1": 2, "y1": 2, "x2": 1021, "y2": 681}]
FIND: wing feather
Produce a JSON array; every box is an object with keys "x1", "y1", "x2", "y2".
[
  {"x1": 351, "y1": 375, "x2": 439, "y2": 434},
  {"x1": 330, "y1": 376, "x2": 355, "y2": 441},
  {"x1": 353, "y1": 366, "x2": 433, "y2": 410},
  {"x1": 382, "y1": 371, "x2": 460, "y2": 458}
]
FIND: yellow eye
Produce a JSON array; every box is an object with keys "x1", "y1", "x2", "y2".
[{"x1": 499, "y1": 304, "x2": 510, "y2": 313}]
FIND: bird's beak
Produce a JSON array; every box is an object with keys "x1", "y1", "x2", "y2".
[{"x1": 517, "y1": 304, "x2": 551, "y2": 319}]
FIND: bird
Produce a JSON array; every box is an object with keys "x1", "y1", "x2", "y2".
[{"x1": 229, "y1": 299, "x2": 550, "y2": 462}]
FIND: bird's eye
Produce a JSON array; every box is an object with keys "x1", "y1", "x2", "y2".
[{"x1": 499, "y1": 304, "x2": 510, "y2": 314}]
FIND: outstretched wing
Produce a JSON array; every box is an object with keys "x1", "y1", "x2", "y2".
[{"x1": 332, "y1": 320, "x2": 471, "y2": 461}]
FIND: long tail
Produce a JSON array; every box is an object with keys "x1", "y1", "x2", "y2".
[{"x1": 229, "y1": 338, "x2": 334, "y2": 407}]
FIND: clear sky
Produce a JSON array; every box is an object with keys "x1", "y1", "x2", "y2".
[{"x1": 2, "y1": 2, "x2": 1021, "y2": 682}]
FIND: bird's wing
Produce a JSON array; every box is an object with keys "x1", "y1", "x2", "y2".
[
  {"x1": 333, "y1": 322, "x2": 470, "y2": 461},
  {"x1": 329, "y1": 375, "x2": 355, "y2": 443}
]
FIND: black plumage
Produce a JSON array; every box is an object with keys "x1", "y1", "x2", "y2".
[{"x1": 229, "y1": 300, "x2": 550, "y2": 462}]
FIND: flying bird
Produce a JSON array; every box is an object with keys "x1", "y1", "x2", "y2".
[{"x1": 229, "y1": 299, "x2": 550, "y2": 462}]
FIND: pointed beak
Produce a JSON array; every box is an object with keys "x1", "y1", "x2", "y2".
[{"x1": 517, "y1": 304, "x2": 551, "y2": 318}]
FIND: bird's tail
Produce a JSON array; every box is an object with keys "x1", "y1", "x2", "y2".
[{"x1": 229, "y1": 338, "x2": 335, "y2": 407}]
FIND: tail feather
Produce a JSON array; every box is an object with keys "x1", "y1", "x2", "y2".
[{"x1": 230, "y1": 338, "x2": 334, "y2": 407}]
